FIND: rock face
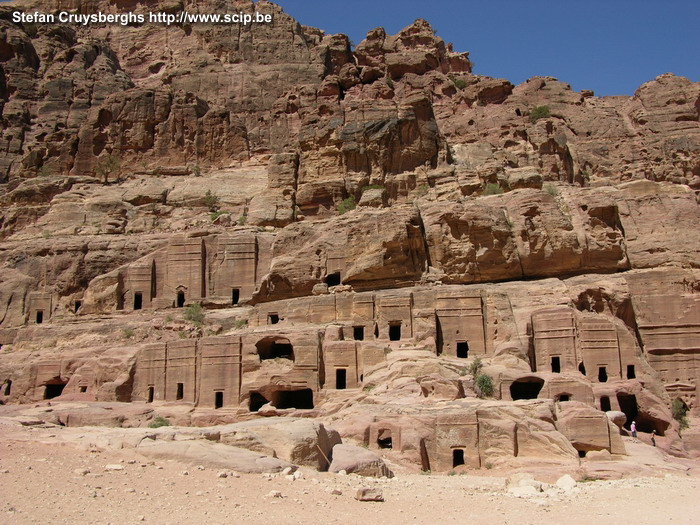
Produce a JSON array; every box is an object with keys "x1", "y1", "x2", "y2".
[{"x1": 1, "y1": 0, "x2": 699, "y2": 474}]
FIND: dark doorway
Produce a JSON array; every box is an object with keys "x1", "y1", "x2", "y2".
[
  {"x1": 44, "y1": 382, "x2": 66, "y2": 400},
  {"x1": 626, "y1": 365, "x2": 636, "y2": 379},
  {"x1": 147, "y1": 386, "x2": 155, "y2": 403},
  {"x1": 271, "y1": 389, "x2": 314, "y2": 410},
  {"x1": 256, "y1": 338, "x2": 294, "y2": 361},
  {"x1": 578, "y1": 450, "x2": 587, "y2": 458},
  {"x1": 420, "y1": 439, "x2": 431, "y2": 472},
  {"x1": 36, "y1": 311, "x2": 44, "y2": 324},
  {"x1": 335, "y1": 369, "x2": 347, "y2": 390},
  {"x1": 600, "y1": 396, "x2": 611, "y2": 412},
  {"x1": 79, "y1": 385, "x2": 87, "y2": 393},
  {"x1": 558, "y1": 394, "x2": 570, "y2": 402},
  {"x1": 551, "y1": 356, "x2": 561, "y2": 373},
  {"x1": 617, "y1": 393, "x2": 638, "y2": 430},
  {"x1": 598, "y1": 367, "x2": 608, "y2": 383},
  {"x1": 374, "y1": 323, "x2": 379, "y2": 338},
  {"x1": 232, "y1": 289, "x2": 240, "y2": 306},
  {"x1": 325, "y1": 272, "x2": 341, "y2": 287},
  {"x1": 579, "y1": 362, "x2": 587, "y2": 376},
  {"x1": 176, "y1": 383, "x2": 184, "y2": 401},
  {"x1": 4, "y1": 380, "x2": 11, "y2": 395},
  {"x1": 134, "y1": 292, "x2": 143, "y2": 310},
  {"x1": 457, "y1": 342, "x2": 469, "y2": 359},
  {"x1": 377, "y1": 429, "x2": 393, "y2": 449},
  {"x1": 249, "y1": 392, "x2": 268, "y2": 412},
  {"x1": 74, "y1": 301, "x2": 82, "y2": 313},
  {"x1": 268, "y1": 313, "x2": 280, "y2": 325},
  {"x1": 389, "y1": 322, "x2": 401, "y2": 341},
  {"x1": 510, "y1": 377, "x2": 544, "y2": 400},
  {"x1": 452, "y1": 449, "x2": 465, "y2": 467},
  {"x1": 177, "y1": 291, "x2": 185, "y2": 308},
  {"x1": 353, "y1": 326, "x2": 365, "y2": 341},
  {"x1": 215, "y1": 391, "x2": 224, "y2": 409}
]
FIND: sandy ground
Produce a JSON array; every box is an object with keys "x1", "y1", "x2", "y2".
[{"x1": 1, "y1": 424, "x2": 699, "y2": 525}]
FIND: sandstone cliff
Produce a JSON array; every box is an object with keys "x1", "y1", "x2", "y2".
[{"x1": 1, "y1": 0, "x2": 699, "y2": 474}]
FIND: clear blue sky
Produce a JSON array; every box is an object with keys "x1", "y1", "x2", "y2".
[{"x1": 279, "y1": 0, "x2": 699, "y2": 96}]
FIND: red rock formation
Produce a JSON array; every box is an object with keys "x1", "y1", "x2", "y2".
[{"x1": 1, "y1": 0, "x2": 699, "y2": 472}]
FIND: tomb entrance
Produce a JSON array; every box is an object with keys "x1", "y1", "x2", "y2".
[{"x1": 510, "y1": 377, "x2": 545, "y2": 400}]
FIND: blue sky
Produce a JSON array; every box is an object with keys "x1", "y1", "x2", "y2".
[{"x1": 279, "y1": 0, "x2": 699, "y2": 96}]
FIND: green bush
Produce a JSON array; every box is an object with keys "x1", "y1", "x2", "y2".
[
  {"x1": 204, "y1": 190, "x2": 220, "y2": 211},
  {"x1": 338, "y1": 195, "x2": 356, "y2": 215},
  {"x1": 183, "y1": 303, "x2": 205, "y2": 325},
  {"x1": 148, "y1": 416, "x2": 171, "y2": 428},
  {"x1": 122, "y1": 328, "x2": 135, "y2": 339},
  {"x1": 210, "y1": 210, "x2": 226, "y2": 221},
  {"x1": 450, "y1": 75, "x2": 467, "y2": 90},
  {"x1": 385, "y1": 77, "x2": 394, "y2": 89},
  {"x1": 672, "y1": 398, "x2": 690, "y2": 430},
  {"x1": 362, "y1": 184, "x2": 385, "y2": 193},
  {"x1": 238, "y1": 213, "x2": 248, "y2": 226},
  {"x1": 483, "y1": 183, "x2": 504, "y2": 195},
  {"x1": 544, "y1": 183, "x2": 559, "y2": 196},
  {"x1": 529, "y1": 105, "x2": 551, "y2": 123},
  {"x1": 234, "y1": 319, "x2": 248, "y2": 330},
  {"x1": 468, "y1": 357, "x2": 484, "y2": 377},
  {"x1": 476, "y1": 374, "x2": 494, "y2": 398}
]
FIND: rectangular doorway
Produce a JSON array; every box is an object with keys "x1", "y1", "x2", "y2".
[
  {"x1": 452, "y1": 449, "x2": 465, "y2": 467},
  {"x1": 457, "y1": 341, "x2": 469, "y2": 358},
  {"x1": 134, "y1": 292, "x2": 143, "y2": 310},
  {"x1": 551, "y1": 356, "x2": 561, "y2": 373},
  {"x1": 336, "y1": 369, "x2": 347, "y2": 390},
  {"x1": 389, "y1": 322, "x2": 401, "y2": 341},
  {"x1": 353, "y1": 326, "x2": 365, "y2": 341}
]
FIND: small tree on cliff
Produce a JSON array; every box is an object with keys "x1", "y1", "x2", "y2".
[{"x1": 96, "y1": 154, "x2": 121, "y2": 184}]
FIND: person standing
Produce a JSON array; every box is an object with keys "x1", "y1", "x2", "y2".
[
  {"x1": 651, "y1": 430, "x2": 656, "y2": 447},
  {"x1": 631, "y1": 420, "x2": 637, "y2": 438}
]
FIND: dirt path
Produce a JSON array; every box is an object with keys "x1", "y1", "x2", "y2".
[{"x1": 1, "y1": 426, "x2": 699, "y2": 525}]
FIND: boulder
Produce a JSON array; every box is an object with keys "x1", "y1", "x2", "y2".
[
  {"x1": 556, "y1": 474, "x2": 578, "y2": 491},
  {"x1": 219, "y1": 418, "x2": 341, "y2": 471},
  {"x1": 136, "y1": 440, "x2": 292, "y2": 474},
  {"x1": 354, "y1": 487, "x2": 384, "y2": 502},
  {"x1": 329, "y1": 444, "x2": 393, "y2": 478},
  {"x1": 606, "y1": 411, "x2": 627, "y2": 429}
]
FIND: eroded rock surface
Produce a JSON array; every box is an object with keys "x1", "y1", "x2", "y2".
[{"x1": 1, "y1": 0, "x2": 699, "y2": 476}]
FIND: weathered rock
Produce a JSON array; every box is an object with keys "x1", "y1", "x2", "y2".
[
  {"x1": 354, "y1": 487, "x2": 384, "y2": 502},
  {"x1": 555, "y1": 474, "x2": 578, "y2": 491},
  {"x1": 136, "y1": 440, "x2": 293, "y2": 474},
  {"x1": 329, "y1": 444, "x2": 393, "y2": 478}
]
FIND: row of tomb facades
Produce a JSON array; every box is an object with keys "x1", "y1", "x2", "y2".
[
  {"x1": 13, "y1": 234, "x2": 698, "y2": 415},
  {"x1": 15, "y1": 287, "x2": 697, "y2": 420}
]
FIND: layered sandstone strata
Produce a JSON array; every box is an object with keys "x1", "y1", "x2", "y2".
[{"x1": 1, "y1": 0, "x2": 699, "y2": 472}]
